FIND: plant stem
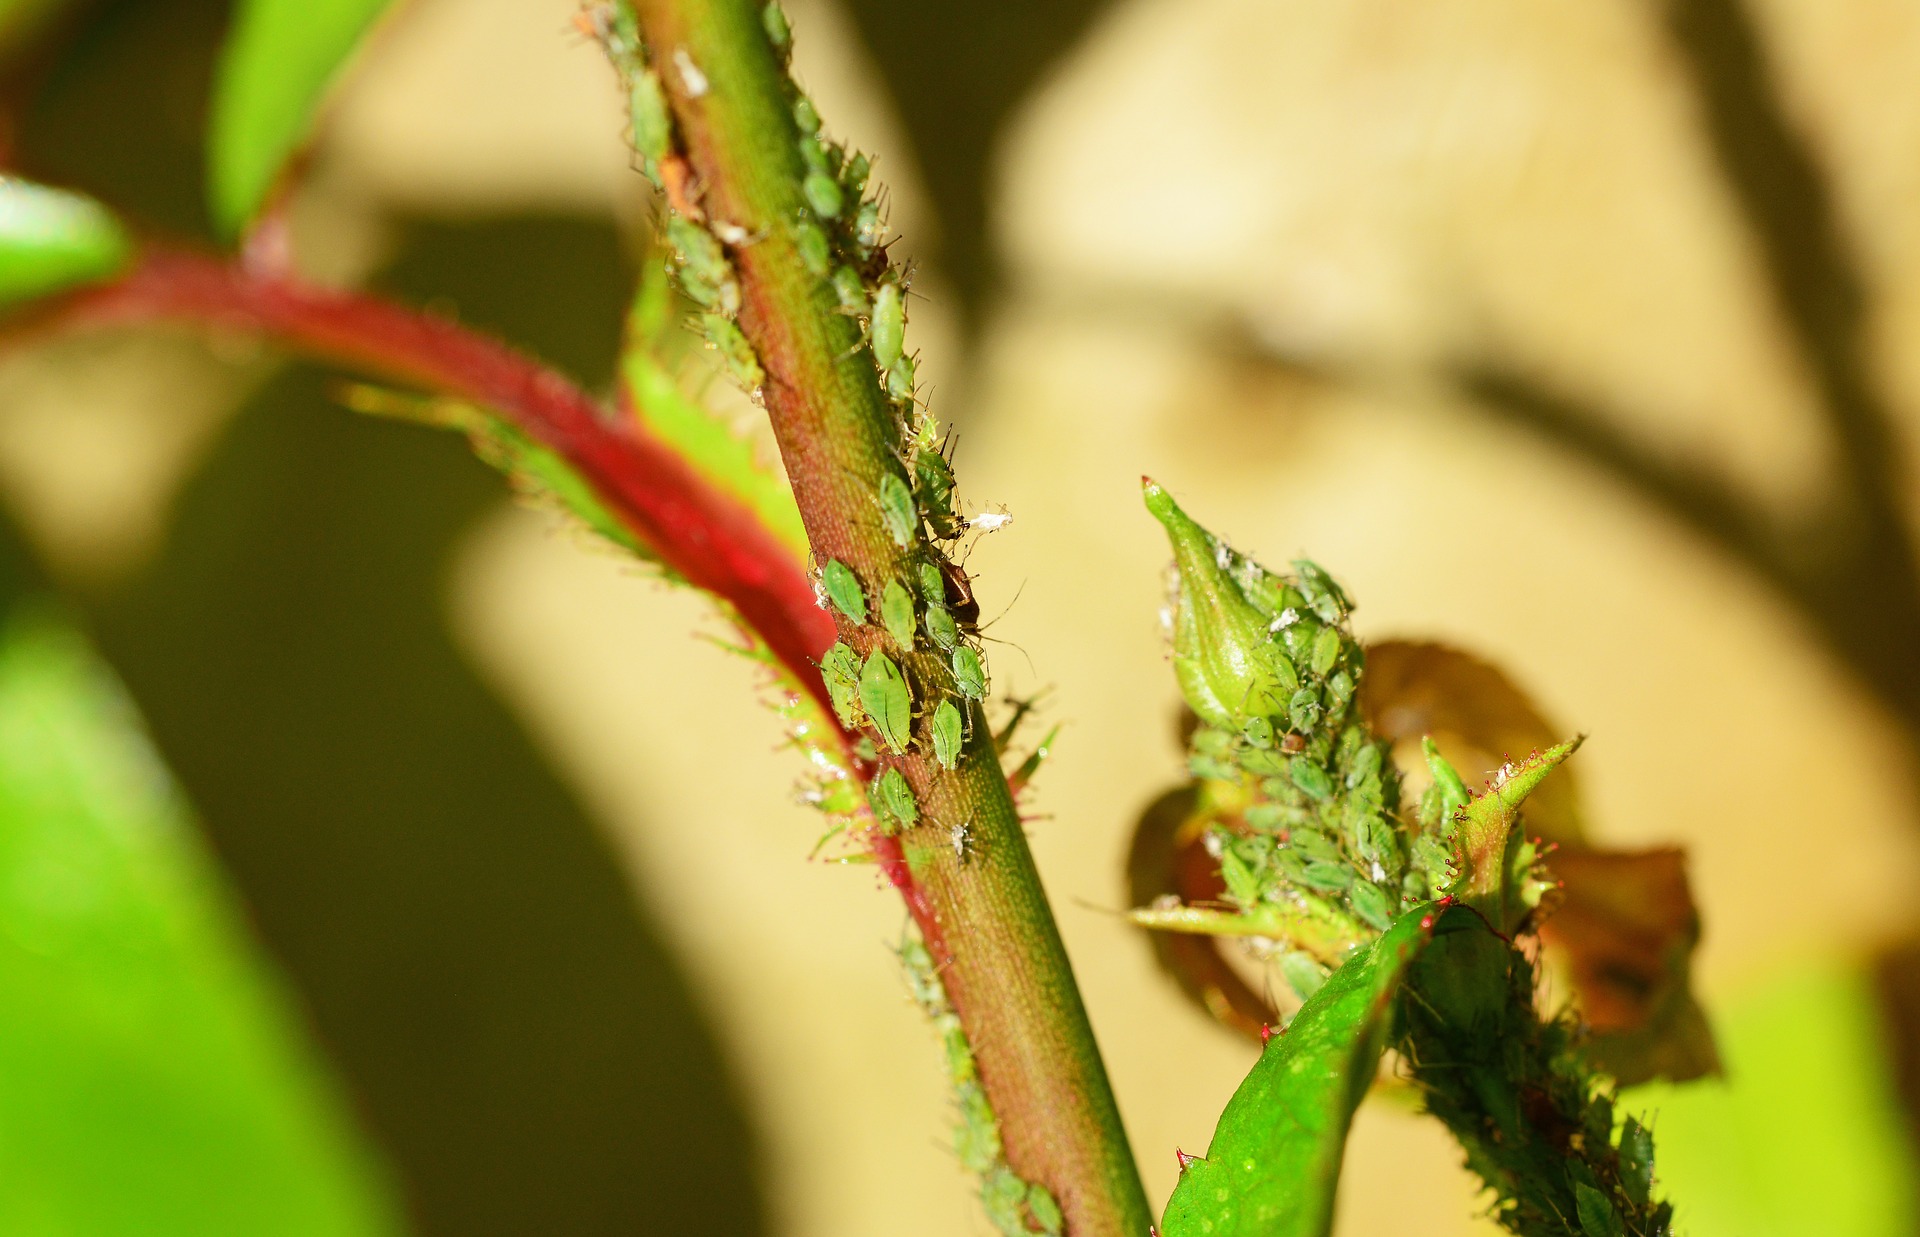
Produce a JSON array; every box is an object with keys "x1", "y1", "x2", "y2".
[
  {"x1": 14, "y1": 243, "x2": 961, "y2": 1001},
  {"x1": 18, "y1": 246, "x2": 836, "y2": 709},
  {"x1": 620, "y1": 1, "x2": 1150, "y2": 1229}
]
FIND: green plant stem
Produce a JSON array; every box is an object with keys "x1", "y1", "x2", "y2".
[{"x1": 621, "y1": 1, "x2": 1150, "y2": 1230}]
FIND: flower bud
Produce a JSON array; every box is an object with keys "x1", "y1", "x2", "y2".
[{"x1": 1143, "y1": 479, "x2": 1285, "y2": 728}]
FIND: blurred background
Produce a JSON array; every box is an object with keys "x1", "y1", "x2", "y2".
[{"x1": 1, "y1": 0, "x2": 1918, "y2": 1233}]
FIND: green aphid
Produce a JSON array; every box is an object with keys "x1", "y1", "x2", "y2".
[
  {"x1": 1279, "y1": 951, "x2": 1327, "y2": 1001},
  {"x1": 761, "y1": 2, "x2": 791, "y2": 52},
  {"x1": 981, "y1": 1167, "x2": 1028, "y2": 1234},
  {"x1": 1348, "y1": 878, "x2": 1393, "y2": 930},
  {"x1": 951, "y1": 646, "x2": 986, "y2": 700},
  {"x1": 887, "y1": 354, "x2": 915, "y2": 402},
  {"x1": 1344, "y1": 742, "x2": 1382, "y2": 788},
  {"x1": 822, "y1": 559, "x2": 866, "y2": 622},
  {"x1": 931, "y1": 699, "x2": 964, "y2": 770},
  {"x1": 843, "y1": 152, "x2": 871, "y2": 199},
  {"x1": 1269, "y1": 646, "x2": 1301, "y2": 693},
  {"x1": 1290, "y1": 756, "x2": 1333, "y2": 801},
  {"x1": 926, "y1": 604, "x2": 958, "y2": 650},
  {"x1": 1288, "y1": 828, "x2": 1342, "y2": 863},
  {"x1": 1298, "y1": 861, "x2": 1352, "y2": 892},
  {"x1": 820, "y1": 641, "x2": 864, "y2": 728},
  {"x1": 917, "y1": 560, "x2": 944, "y2": 602},
  {"x1": 1193, "y1": 727, "x2": 1234, "y2": 758},
  {"x1": 1027, "y1": 1184, "x2": 1064, "y2": 1236},
  {"x1": 1280, "y1": 616, "x2": 1319, "y2": 661},
  {"x1": 881, "y1": 579, "x2": 917, "y2": 647},
  {"x1": 1218, "y1": 846, "x2": 1260, "y2": 905},
  {"x1": 1240, "y1": 747, "x2": 1289, "y2": 777},
  {"x1": 1310, "y1": 624, "x2": 1342, "y2": 676},
  {"x1": 666, "y1": 217, "x2": 738, "y2": 314},
  {"x1": 878, "y1": 471, "x2": 916, "y2": 546},
  {"x1": 797, "y1": 134, "x2": 830, "y2": 174},
  {"x1": 854, "y1": 198, "x2": 884, "y2": 250},
  {"x1": 859, "y1": 651, "x2": 913, "y2": 754},
  {"x1": 699, "y1": 314, "x2": 764, "y2": 390},
  {"x1": 916, "y1": 453, "x2": 963, "y2": 538},
  {"x1": 803, "y1": 171, "x2": 844, "y2": 219},
  {"x1": 1293, "y1": 558, "x2": 1348, "y2": 611},
  {"x1": 1411, "y1": 834, "x2": 1451, "y2": 883},
  {"x1": 939, "y1": 1017, "x2": 973, "y2": 1082},
  {"x1": 793, "y1": 219, "x2": 830, "y2": 275},
  {"x1": 1326, "y1": 669, "x2": 1355, "y2": 708},
  {"x1": 831, "y1": 265, "x2": 867, "y2": 315},
  {"x1": 1242, "y1": 715, "x2": 1275, "y2": 748},
  {"x1": 793, "y1": 97, "x2": 821, "y2": 136},
  {"x1": 1239, "y1": 566, "x2": 1288, "y2": 618},
  {"x1": 868, "y1": 765, "x2": 917, "y2": 831},
  {"x1": 1243, "y1": 801, "x2": 1294, "y2": 833},
  {"x1": 1288, "y1": 687, "x2": 1321, "y2": 733},
  {"x1": 871, "y1": 281, "x2": 905, "y2": 369},
  {"x1": 915, "y1": 448, "x2": 955, "y2": 504},
  {"x1": 628, "y1": 70, "x2": 671, "y2": 168}
]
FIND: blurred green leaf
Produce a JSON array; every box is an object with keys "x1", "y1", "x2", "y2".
[
  {"x1": 1633, "y1": 960, "x2": 1918, "y2": 1237},
  {"x1": 0, "y1": 177, "x2": 131, "y2": 308},
  {"x1": 0, "y1": 611, "x2": 405, "y2": 1236},
  {"x1": 207, "y1": 0, "x2": 394, "y2": 235},
  {"x1": 1160, "y1": 903, "x2": 1447, "y2": 1237},
  {"x1": 0, "y1": 0, "x2": 70, "y2": 64},
  {"x1": 621, "y1": 261, "x2": 809, "y2": 561}
]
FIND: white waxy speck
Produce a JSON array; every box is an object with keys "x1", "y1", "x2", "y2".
[
  {"x1": 1277, "y1": 607, "x2": 1300, "y2": 627},
  {"x1": 1371, "y1": 861, "x2": 1386, "y2": 881},
  {"x1": 673, "y1": 48, "x2": 709, "y2": 97},
  {"x1": 712, "y1": 219, "x2": 750, "y2": 244},
  {"x1": 970, "y1": 511, "x2": 1012, "y2": 533}
]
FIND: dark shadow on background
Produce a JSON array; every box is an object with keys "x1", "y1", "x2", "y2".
[
  {"x1": 89, "y1": 217, "x2": 767, "y2": 1236},
  {"x1": 12, "y1": 1, "x2": 767, "y2": 1227}
]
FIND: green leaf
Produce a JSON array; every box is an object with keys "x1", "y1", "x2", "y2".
[
  {"x1": 344, "y1": 387, "x2": 656, "y2": 564},
  {"x1": 1160, "y1": 903, "x2": 1452, "y2": 1237},
  {"x1": 0, "y1": 178, "x2": 132, "y2": 308},
  {"x1": 208, "y1": 0, "x2": 395, "y2": 234},
  {"x1": 621, "y1": 262, "x2": 809, "y2": 561},
  {"x1": 0, "y1": 612, "x2": 404, "y2": 1235}
]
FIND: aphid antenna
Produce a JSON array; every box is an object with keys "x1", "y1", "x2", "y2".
[
  {"x1": 974, "y1": 579, "x2": 1027, "y2": 636},
  {"x1": 974, "y1": 630, "x2": 1039, "y2": 679},
  {"x1": 1396, "y1": 977, "x2": 1448, "y2": 1025}
]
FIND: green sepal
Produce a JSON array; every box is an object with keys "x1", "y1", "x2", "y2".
[
  {"x1": 621, "y1": 262, "x2": 808, "y2": 559},
  {"x1": 346, "y1": 389, "x2": 654, "y2": 563},
  {"x1": 1444, "y1": 738, "x2": 1579, "y2": 931}
]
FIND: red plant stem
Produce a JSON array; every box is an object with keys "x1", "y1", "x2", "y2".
[
  {"x1": 31, "y1": 249, "x2": 827, "y2": 693},
  {"x1": 11, "y1": 246, "x2": 959, "y2": 964}
]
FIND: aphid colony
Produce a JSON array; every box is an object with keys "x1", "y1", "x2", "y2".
[
  {"x1": 901, "y1": 934, "x2": 1064, "y2": 1237},
  {"x1": 1141, "y1": 482, "x2": 1528, "y2": 997},
  {"x1": 591, "y1": 1, "x2": 989, "y2": 839}
]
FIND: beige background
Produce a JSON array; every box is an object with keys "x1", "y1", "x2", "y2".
[{"x1": 6, "y1": 0, "x2": 1920, "y2": 1232}]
